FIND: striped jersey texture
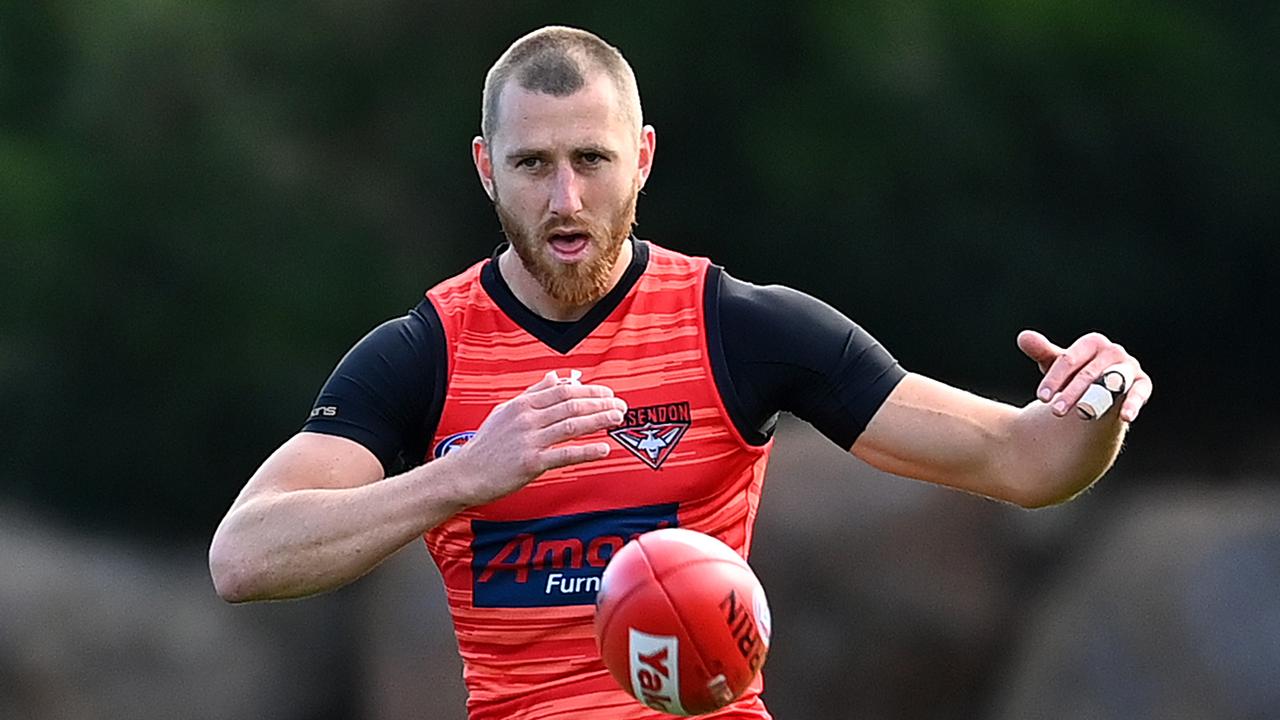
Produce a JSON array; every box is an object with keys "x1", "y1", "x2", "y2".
[{"x1": 423, "y1": 242, "x2": 774, "y2": 720}]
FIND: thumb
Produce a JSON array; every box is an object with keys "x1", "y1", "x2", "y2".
[
  {"x1": 526, "y1": 370, "x2": 562, "y2": 392},
  {"x1": 1017, "y1": 329, "x2": 1063, "y2": 374}
]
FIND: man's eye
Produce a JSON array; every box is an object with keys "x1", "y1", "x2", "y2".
[
  {"x1": 581, "y1": 153, "x2": 604, "y2": 164},
  {"x1": 517, "y1": 157, "x2": 541, "y2": 169}
]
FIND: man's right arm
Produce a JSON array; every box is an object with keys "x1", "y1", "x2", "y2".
[
  {"x1": 209, "y1": 371, "x2": 626, "y2": 603},
  {"x1": 209, "y1": 299, "x2": 628, "y2": 604},
  {"x1": 208, "y1": 430, "x2": 462, "y2": 602}
]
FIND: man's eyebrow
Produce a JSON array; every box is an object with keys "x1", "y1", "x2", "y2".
[
  {"x1": 505, "y1": 145, "x2": 617, "y2": 159},
  {"x1": 505, "y1": 147, "x2": 548, "y2": 161},
  {"x1": 576, "y1": 145, "x2": 617, "y2": 158}
]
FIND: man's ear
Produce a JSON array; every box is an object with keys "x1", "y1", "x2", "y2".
[
  {"x1": 473, "y1": 135, "x2": 496, "y2": 201},
  {"x1": 637, "y1": 125, "x2": 656, "y2": 190}
]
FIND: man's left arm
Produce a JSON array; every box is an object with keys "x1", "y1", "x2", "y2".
[{"x1": 851, "y1": 330, "x2": 1153, "y2": 508}]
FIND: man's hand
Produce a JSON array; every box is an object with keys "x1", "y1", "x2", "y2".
[
  {"x1": 444, "y1": 370, "x2": 627, "y2": 508},
  {"x1": 1017, "y1": 330, "x2": 1153, "y2": 423}
]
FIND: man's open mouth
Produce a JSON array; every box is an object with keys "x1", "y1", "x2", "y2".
[{"x1": 548, "y1": 232, "x2": 591, "y2": 259}]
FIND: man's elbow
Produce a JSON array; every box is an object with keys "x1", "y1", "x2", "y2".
[
  {"x1": 208, "y1": 535, "x2": 261, "y2": 604},
  {"x1": 1001, "y1": 469, "x2": 1103, "y2": 510},
  {"x1": 1010, "y1": 489, "x2": 1070, "y2": 510}
]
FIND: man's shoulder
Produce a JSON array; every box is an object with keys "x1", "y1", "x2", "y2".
[{"x1": 347, "y1": 302, "x2": 443, "y2": 360}]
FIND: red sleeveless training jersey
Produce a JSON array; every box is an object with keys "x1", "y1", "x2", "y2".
[{"x1": 423, "y1": 242, "x2": 774, "y2": 720}]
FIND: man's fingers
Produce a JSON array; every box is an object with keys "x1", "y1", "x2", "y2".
[
  {"x1": 538, "y1": 442, "x2": 612, "y2": 472},
  {"x1": 1037, "y1": 332, "x2": 1112, "y2": 402},
  {"x1": 1059, "y1": 363, "x2": 1134, "y2": 418},
  {"x1": 1050, "y1": 355, "x2": 1129, "y2": 416},
  {"x1": 538, "y1": 408, "x2": 625, "y2": 446},
  {"x1": 1119, "y1": 374, "x2": 1153, "y2": 422},
  {"x1": 525, "y1": 370, "x2": 563, "y2": 394},
  {"x1": 525, "y1": 380, "x2": 616, "y2": 410},
  {"x1": 537, "y1": 396, "x2": 628, "y2": 427},
  {"x1": 1017, "y1": 329, "x2": 1064, "y2": 374}
]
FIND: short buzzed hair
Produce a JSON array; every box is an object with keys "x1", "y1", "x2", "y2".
[{"x1": 481, "y1": 26, "x2": 642, "y2": 141}]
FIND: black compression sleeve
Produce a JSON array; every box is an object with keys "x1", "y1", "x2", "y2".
[
  {"x1": 301, "y1": 300, "x2": 446, "y2": 474},
  {"x1": 711, "y1": 269, "x2": 906, "y2": 449}
]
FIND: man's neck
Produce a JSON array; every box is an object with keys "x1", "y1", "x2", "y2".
[{"x1": 497, "y1": 239, "x2": 634, "y2": 322}]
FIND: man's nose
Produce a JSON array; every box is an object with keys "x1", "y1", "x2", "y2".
[{"x1": 548, "y1": 163, "x2": 583, "y2": 217}]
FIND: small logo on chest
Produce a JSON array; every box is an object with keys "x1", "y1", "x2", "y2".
[
  {"x1": 608, "y1": 401, "x2": 692, "y2": 470},
  {"x1": 433, "y1": 431, "x2": 476, "y2": 459}
]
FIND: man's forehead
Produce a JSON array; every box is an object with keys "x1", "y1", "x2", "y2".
[{"x1": 490, "y1": 74, "x2": 633, "y2": 148}]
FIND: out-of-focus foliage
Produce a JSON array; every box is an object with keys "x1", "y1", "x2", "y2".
[{"x1": 1, "y1": 1, "x2": 1276, "y2": 539}]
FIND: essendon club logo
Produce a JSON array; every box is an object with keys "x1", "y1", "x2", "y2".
[{"x1": 608, "y1": 401, "x2": 692, "y2": 470}]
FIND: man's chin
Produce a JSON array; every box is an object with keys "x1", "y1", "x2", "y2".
[
  {"x1": 539, "y1": 248, "x2": 621, "y2": 306},
  {"x1": 540, "y1": 266, "x2": 610, "y2": 306},
  {"x1": 501, "y1": 218, "x2": 630, "y2": 308}
]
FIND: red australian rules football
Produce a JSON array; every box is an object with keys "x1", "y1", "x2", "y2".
[{"x1": 594, "y1": 528, "x2": 772, "y2": 716}]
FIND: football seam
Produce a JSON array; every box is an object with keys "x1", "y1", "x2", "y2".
[
  {"x1": 635, "y1": 539, "x2": 721, "y2": 709},
  {"x1": 596, "y1": 549, "x2": 663, "y2": 656}
]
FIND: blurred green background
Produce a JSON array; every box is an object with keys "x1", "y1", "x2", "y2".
[
  {"x1": 2, "y1": 2, "x2": 1277, "y2": 719},
  {"x1": 3, "y1": 1, "x2": 1277, "y2": 537}
]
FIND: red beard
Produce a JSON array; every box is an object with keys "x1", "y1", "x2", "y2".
[{"x1": 495, "y1": 186, "x2": 638, "y2": 308}]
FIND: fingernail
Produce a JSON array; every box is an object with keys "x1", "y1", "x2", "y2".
[
  {"x1": 1053, "y1": 400, "x2": 1067, "y2": 415},
  {"x1": 608, "y1": 411, "x2": 623, "y2": 424},
  {"x1": 1038, "y1": 387, "x2": 1052, "y2": 402}
]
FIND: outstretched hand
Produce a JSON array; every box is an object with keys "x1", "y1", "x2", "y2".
[{"x1": 1017, "y1": 330, "x2": 1152, "y2": 422}]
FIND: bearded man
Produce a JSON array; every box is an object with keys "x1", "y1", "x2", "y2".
[{"x1": 209, "y1": 26, "x2": 1153, "y2": 720}]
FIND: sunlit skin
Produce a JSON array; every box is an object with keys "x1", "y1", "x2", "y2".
[{"x1": 473, "y1": 73, "x2": 656, "y2": 321}]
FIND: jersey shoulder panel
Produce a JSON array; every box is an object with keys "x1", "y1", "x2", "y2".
[{"x1": 301, "y1": 301, "x2": 446, "y2": 473}]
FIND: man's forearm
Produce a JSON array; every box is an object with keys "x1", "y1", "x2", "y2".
[
  {"x1": 210, "y1": 374, "x2": 628, "y2": 603},
  {"x1": 209, "y1": 461, "x2": 468, "y2": 603}
]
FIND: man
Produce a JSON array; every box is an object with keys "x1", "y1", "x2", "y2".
[{"x1": 209, "y1": 26, "x2": 1152, "y2": 720}]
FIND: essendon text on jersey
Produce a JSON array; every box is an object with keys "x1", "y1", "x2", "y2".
[
  {"x1": 470, "y1": 503, "x2": 678, "y2": 608},
  {"x1": 621, "y1": 401, "x2": 691, "y2": 427},
  {"x1": 608, "y1": 401, "x2": 692, "y2": 470}
]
